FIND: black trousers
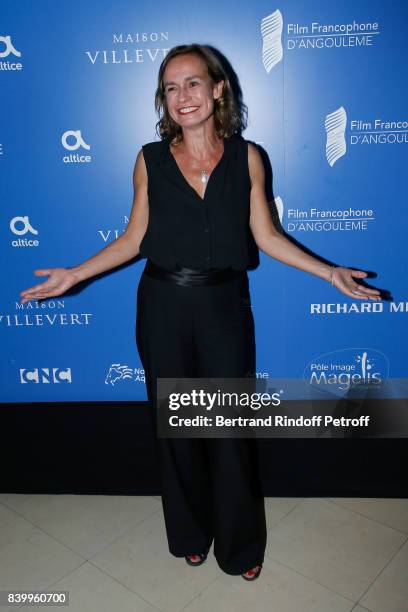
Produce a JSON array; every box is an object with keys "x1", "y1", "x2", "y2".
[{"x1": 135, "y1": 261, "x2": 267, "y2": 575}]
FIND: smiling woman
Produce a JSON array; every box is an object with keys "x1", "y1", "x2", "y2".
[
  {"x1": 132, "y1": 44, "x2": 267, "y2": 581},
  {"x1": 19, "y1": 41, "x2": 382, "y2": 584},
  {"x1": 154, "y1": 43, "x2": 247, "y2": 145},
  {"x1": 147, "y1": 45, "x2": 248, "y2": 204}
]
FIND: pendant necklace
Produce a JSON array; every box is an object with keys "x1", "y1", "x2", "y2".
[{"x1": 200, "y1": 170, "x2": 209, "y2": 184}]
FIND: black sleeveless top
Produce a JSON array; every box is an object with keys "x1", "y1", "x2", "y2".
[{"x1": 139, "y1": 134, "x2": 259, "y2": 271}]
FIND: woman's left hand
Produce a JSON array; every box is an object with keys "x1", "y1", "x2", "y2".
[{"x1": 331, "y1": 267, "x2": 382, "y2": 301}]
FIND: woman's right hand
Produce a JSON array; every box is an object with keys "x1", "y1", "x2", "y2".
[{"x1": 19, "y1": 268, "x2": 81, "y2": 304}]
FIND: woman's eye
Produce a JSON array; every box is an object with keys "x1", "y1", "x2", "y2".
[{"x1": 165, "y1": 81, "x2": 198, "y2": 94}]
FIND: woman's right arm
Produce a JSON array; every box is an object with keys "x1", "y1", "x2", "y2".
[
  {"x1": 19, "y1": 148, "x2": 149, "y2": 304},
  {"x1": 69, "y1": 148, "x2": 149, "y2": 282}
]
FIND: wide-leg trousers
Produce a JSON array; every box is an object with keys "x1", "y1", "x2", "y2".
[{"x1": 135, "y1": 261, "x2": 267, "y2": 575}]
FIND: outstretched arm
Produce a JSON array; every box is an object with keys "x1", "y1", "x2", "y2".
[
  {"x1": 68, "y1": 148, "x2": 149, "y2": 282},
  {"x1": 247, "y1": 142, "x2": 381, "y2": 301},
  {"x1": 20, "y1": 149, "x2": 149, "y2": 303}
]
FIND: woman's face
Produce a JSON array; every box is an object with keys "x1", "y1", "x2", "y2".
[{"x1": 163, "y1": 53, "x2": 224, "y2": 130}]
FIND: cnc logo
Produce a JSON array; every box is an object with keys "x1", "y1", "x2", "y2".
[
  {"x1": 304, "y1": 348, "x2": 389, "y2": 394},
  {"x1": 105, "y1": 364, "x2": 145, "y2": 385},
  {"x1": 10, "y1": 215, "x2": 39, "y2": 247},
  {"x1": 20, "y1": 368, "x2": 72, "y2": 384},
  {"x1": 61, "y1": 130, "x2": 92, "y2": 164},
  {"x1": 0, "y1": 35, "x2": 23, "y2": 71}
]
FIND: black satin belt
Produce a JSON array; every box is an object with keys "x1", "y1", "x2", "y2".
[{"x1": 144, "y1": 259, "x2": 244, "y2": 286}]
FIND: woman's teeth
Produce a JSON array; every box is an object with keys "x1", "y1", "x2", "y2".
[{"x1": 179, "y1": 106, "x2": 198, "y2": 114}]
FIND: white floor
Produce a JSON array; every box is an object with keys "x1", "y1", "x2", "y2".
[{"x1": 0, "y1": 494, "x2": 407, "y2": 612}]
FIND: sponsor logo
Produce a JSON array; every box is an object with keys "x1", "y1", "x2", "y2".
[
  {"x1": 350, "y1": 117, "x2": 408, "y2": 145},
  {"x1": 85, "y1": 31, "x2": 170, "y2": 66},
  {"x1": 3, "y1": 301, "x2": 93, "y2": 327},
  {"x1": 287, "y1": 206, "x2": 375, "y2": 233},
  {"x1": 105, "y1": 364, "x2": 145, "y2": 385},
  {"x1": 10, "y1": 215, "x2": 39, "y2": 247},
  {"x1": 261, "y1": 11, "x2": 380, "y2": 71},
  {"x1": 20, "y1": 368, "x2": 72, "y2": 384},
  {"x1": 276, "y1": 198, "x2": 375, "y2": 233},
  {"x1": 326, "y1": 106, "x2": 408, "y2": 166},
  {"x1": 261, "y1": 10, "x2": 283, "y2": 73},
  {"x1": 265, "y1": 195, "x2": 284, "y2": 225},
  {"x1": 61, "y1": 130, "x2": 92, "y2": 163},
  {"x1": 325, "y1": 106, "x2": 347, "y2": 166},
  {"x1": 0, "y1": 35, "x2": 23, "y2": 70},
  {"x1": 287, "y1": 20, "x2": 380, "y2": 51},
  {"x1": 311, "y1": 301, "x2": 408, "y2": 314},
  {"x1": 304, "y1": 348, "x2": 389, "y2": 393}
]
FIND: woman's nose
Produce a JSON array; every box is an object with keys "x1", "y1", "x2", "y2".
[{"x1": 176, "y1": 86, "x2": 192, "y2": 103}]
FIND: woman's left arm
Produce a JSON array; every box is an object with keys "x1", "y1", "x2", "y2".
[{"x1": 247, "y1": 142, "x2": 382, "y2": 301}]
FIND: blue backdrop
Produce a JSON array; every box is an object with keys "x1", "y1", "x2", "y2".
[{"x1": 2, "y1": 0, "x2": 407, "y2": 403}]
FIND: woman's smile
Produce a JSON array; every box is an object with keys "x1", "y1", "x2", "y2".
[{"x1": 178, "y1": 106, "x2": 200, "y2": 114}]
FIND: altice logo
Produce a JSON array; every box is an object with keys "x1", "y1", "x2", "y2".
[
  {"x1": 0, "y1": 35, "x2": 23, "y2": 71},
  {"x1": 61, "y1": 130, "x2": 92, "y2": 164},
  {"x1": 0, "y1": 35, "x2": 21, "y2": 57},
  {"x1": 9, "y1": 215, "x2": 39, "y2": 247},
  {"x1": 261, "y1": 10, "x2": 283, "y2": 73},
  {"x1": 325, "y1": 106, "x2": 347, "y2": 166}
]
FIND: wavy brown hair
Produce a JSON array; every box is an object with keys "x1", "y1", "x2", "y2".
[{"x1": 154, "y1": 44, "x2": 247, "y2": 144}]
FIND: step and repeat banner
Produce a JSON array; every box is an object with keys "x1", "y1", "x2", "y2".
[{"x1": 2, "y1": 1, "x2": 407, "y2": 404}]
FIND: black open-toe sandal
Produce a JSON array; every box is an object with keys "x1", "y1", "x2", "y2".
[
  {"x1": 241, "y1": 564, "x2": 262, "y2": 580},
  {"x1": 185, "y1": 546, "x2": 210, "y2": 566}
]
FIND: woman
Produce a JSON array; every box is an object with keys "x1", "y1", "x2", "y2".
[{"x1": 20, "y1": 44, "x2": 382, "y2": 581}]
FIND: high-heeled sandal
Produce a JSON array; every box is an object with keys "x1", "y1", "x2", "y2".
[
  {"x1": 241, "y1": 564, "x2": 262, "y2": 580},
  {"x1": 185, "y1": 546, "x2": 210, "y2": 566}
]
